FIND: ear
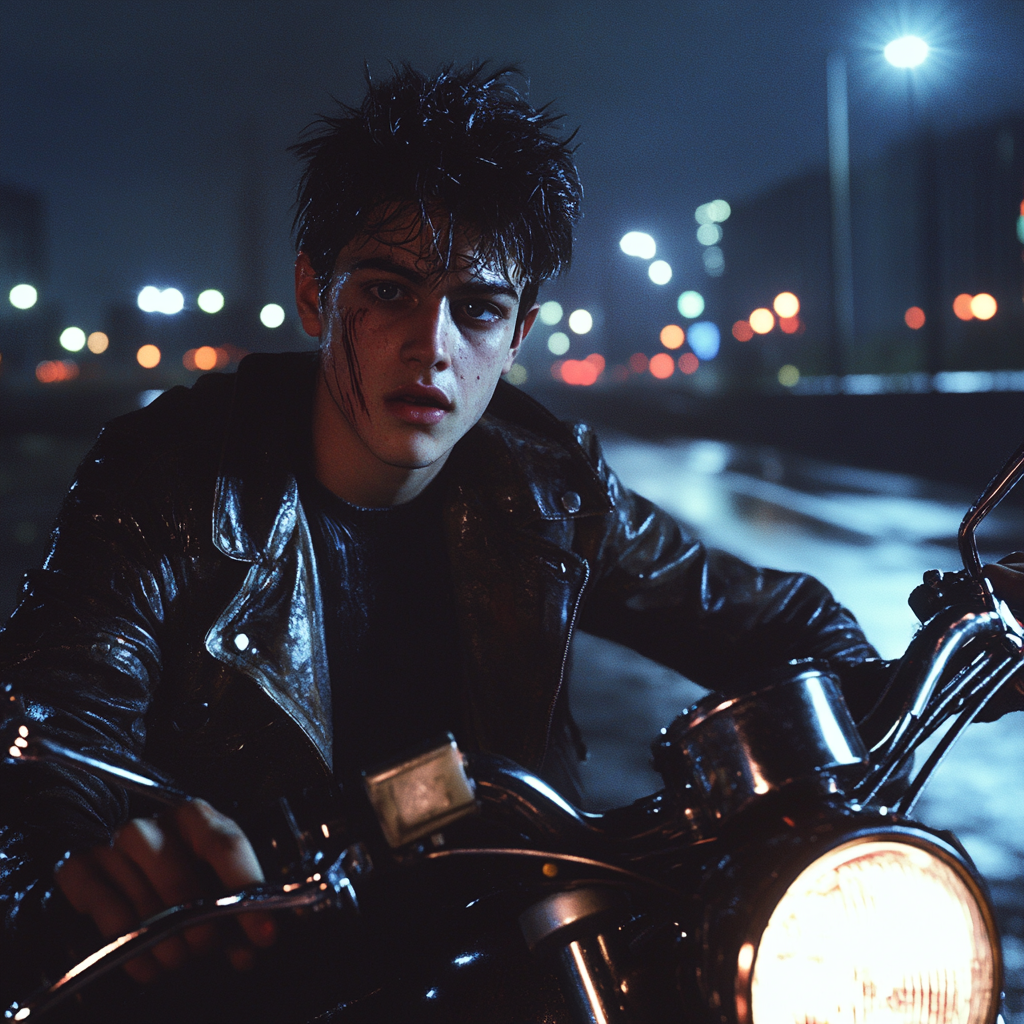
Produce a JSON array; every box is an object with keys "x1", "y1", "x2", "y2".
[
  {"x1": 295, "y1": 253, "x2": 323, "y2": 338},
  {"x1": 503, "y1": 303, "x2": 539, "y2": 374}
]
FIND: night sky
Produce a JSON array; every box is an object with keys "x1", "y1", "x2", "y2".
[{"x1": 2, "y1": 0, "x2": 1022, "y2": 332}]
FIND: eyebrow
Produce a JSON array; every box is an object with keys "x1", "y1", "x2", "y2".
[{"x1": 349, "y1": 257, "x2": 520, "y2": 301}]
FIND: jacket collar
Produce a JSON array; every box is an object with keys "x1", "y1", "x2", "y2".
[{"x1": 212, "y1": 353, "x2": 612, "y2": 562}]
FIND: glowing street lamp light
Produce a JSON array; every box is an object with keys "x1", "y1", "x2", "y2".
[{"x1": 884, "y1": 36, "x2": 929, "y2": 69}]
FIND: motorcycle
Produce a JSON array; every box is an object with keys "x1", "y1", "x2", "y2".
[{"x1": 4, "y1": 439, "x2": 1023, "y2": 1024}]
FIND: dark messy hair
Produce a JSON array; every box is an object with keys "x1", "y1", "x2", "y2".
[{"x1": 290, "y1": 63, "x2": 582, "y2": 315}]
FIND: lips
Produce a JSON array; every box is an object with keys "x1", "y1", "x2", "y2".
[{"x1": 384, "y1": 383, "x2": 454, "y2": 425}]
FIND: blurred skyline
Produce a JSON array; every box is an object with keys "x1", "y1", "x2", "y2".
[{"x1": 2, "y1": 0, "x2": 1023, "y2": 332}]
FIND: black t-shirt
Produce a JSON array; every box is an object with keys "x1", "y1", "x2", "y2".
[{"x1": 299, "y1": 471, "x2": 464, "y2": 782}]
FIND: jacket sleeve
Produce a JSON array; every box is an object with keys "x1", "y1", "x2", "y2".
[
  {"x1": 0, "y1": 399, "x2": 203, "y2": 985},
  {"x1": 573, "y1": 427, "x2": 879, "y2": 697}
]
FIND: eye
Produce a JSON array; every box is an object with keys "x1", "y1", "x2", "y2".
[
  {"x1": 369, "y1": 281, "x2": 404, "y2": 302},
  {"x1": 462, "y1": 301, "x2": 502, "y2": 323}
]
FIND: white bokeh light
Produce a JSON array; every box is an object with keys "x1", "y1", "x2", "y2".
[
  {"x1": 696, "y1": 223, "x2": 723, "y2": 246},
  {"x1": 9, "y1": 284, "x2": 38, "y2": 309},
  {"x1": 619, "y1": 232, "x2": 656, "y2": 260},
  {"x1": 677, "y1": 291, "x2": 705, "y2": 319},
  {"x1": 547, "y1": 332, "x2": 570, "y2": 356},
  {"x1": 567, "y1": 309, "x2": 593, "y2": 334},
  {"x1": 137, "y1": 286, "x2": 161, "y2": 313},
  {"x1": 260, "y1": 303, "x2": 285, "y2": 328},
  {"x1": 197, "y1": 289, "x2": 225, "y2": 314},
  {"x1": 538, "y1": 300, "x2": 563, "y2": 326},
  {"x1": 884, "y1": 35, "x2": 929, "y2": 68},
  {"x1": 59, "y1": 327, "x2": 86, "y2": 353},
  {"x1": 648, "y1": 260, "x2": 672, "y2": 285},
  {"x1": 157, "y1": 288, "x2": 184, "y2": 315}
]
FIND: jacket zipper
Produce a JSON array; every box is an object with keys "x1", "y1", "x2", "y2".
[{"x1": 542, "y1": 558, "x2": 590, "y2": 761}]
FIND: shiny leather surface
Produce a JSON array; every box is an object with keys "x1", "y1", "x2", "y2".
[{"x1": 0, "y1": 351, "x2": 876, "y2": 983}]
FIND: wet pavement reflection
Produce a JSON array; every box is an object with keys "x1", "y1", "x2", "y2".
[{"x1": 569, "y1": 434, "x2": 1023, "y2": 1011}]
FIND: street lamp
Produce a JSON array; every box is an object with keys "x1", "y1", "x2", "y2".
[{"x1": 826, "y1": 38, "x2": 929, "y2": 375}]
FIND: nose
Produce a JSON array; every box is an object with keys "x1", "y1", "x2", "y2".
[{"x1": 402, "y1": 300, "x2": 455, "y2": 370}]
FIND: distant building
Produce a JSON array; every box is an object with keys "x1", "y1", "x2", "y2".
[
  {"x1": 0, "y1": 183, "x2": 58, "y2": 372},
  {"x1": 711, "y1": 114, "x2": 1024, "y2": 385}
]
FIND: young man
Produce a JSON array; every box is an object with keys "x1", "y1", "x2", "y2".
[{"x1": 0, "y1": 65, "x2": 892, "y2": 996}]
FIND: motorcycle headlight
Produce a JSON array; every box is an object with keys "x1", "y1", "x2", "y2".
[{"x1": 741, "y1": 837, "x2": 999, "y2": 1024}]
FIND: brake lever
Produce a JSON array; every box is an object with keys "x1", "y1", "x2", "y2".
[{"x1": 4, "y1": 854, "x2": 359, "y2": 1022}]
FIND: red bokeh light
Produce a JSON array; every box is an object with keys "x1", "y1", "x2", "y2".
[
  {"x1": 678, "y1": 352, "x2": 699, "y2": 375},
  {"x1": 732, "y1": 320, "x2": 754, "y2": 342},
  {"x1": 35, "y1": 359, "x2": 79, "y2": 384},
  {"x1": 559, "y1": 359, "x2": 600, "y2": 386},
  {"x1": 779, "y1": 316, "x2": 801, "y2": 334},
  {"x1": 904, "y1": 306, "x2": 926, "y2": 330},
  {"x1": 628, "y1": 352, "x2": 649, "y2": 374},
  {"x1": 649, "y1": 353, "x2": 675, "y2": 379},
  {"x1": 952, "y1": 294, "x2": 974, "y2": 321}
]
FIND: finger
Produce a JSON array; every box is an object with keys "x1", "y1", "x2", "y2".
[
  {"x1": 114, "y1": 817, "x2": 218, "y2": 953},
  {"x1": 54, "y1": 851, "x2": 162, "y2": 983},
  {"x1": 94, "y1": 841, "x2": 192, "y2": 971},
  {"x1": 173, "y1": 800, "x2": 277, "y2": 949}
]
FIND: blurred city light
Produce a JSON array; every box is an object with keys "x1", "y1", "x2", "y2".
[
  {"x1": 586, "y1": 353, "x2": 606, "y2": 374},
  {"x1": 538, "y1": 300, "x2": 563, "y2": 326},
  {"x1": 59, "y1": 327, "x2": 86, "y2": 352},
  {"x1": 137, "y1": 286, "x2": 161, "y2": 312},
  {"x1": 183, "y1": 347, "x2": 229, "y2": 372},
  {"x1": 649, "y1": 353, "x2": 674, "y2": 379},
  {"x1": 688, "y1": 322, "x2": 721, "y2": 360},
  {"x1": 695, "y1": 200, "x2": 731, "y2": 225},
  {"x1": 702, "y1": 247, "x2": 724, "y2": 276},
  {"x1": 197, "y1": 289, "x2": 225, "y2": 314},
  {"x1": 970, "y1": 293, "x2": 997, "y2": 320},
  {"x1": 679, "y1": 352, "x2": 699, "y2": 375},
  {"x1": 952, "y1": 294, "x2": 974, "y2": 320},
  {"x1": 136, "y1": 344, "x2": 161, "y2": 368},
  {"x1": 696, "y1": 224, "x2": 722, "y2": 246},
  {"x1": 36, "y1": 359, "x2": 79, "y2": 384},
  {"x1": 619, "y1": 232, "x2": 657, "y2": 259},
  {"x1": 749, "y1": 308, "x2": 775, "y2": 334},
  {"x1": 629, "y1": 353, "x2": 649, "y2": 374},
  {"x1": 86, "y1": 331, "x2": 109, "y2": 354},
  {"x1": 506, "y1": 364, "x2": 528, "y2": 386},
  {"x1": 158, "y1": 289, "x2": 184, "y2": 315},
  {"x1": 568, "y1": 309, "x2": 593, "y2": 334},
  {"x1": 9, "y1": 284, "x2": 37, "y2": 309},
  {"x1": 778, "y1": 364, "x2": 801, "y2": 387},
  {"x1": 194, "y1": 346, "x2": 219, "y2": 371},
  {"x1": 660, "y1": 325, "x2": 685, "y2": 350},
  {"x1": 547, "y1": 332, "x2": 570, "y2": 356},
  {"x1": 559, "y1": 358, "x2": 601, "y2": 386},
  {"x1": 648, "y1": 260, "x2": 672, "y2": 285},
  {"x1": 138, "y1": 286, "x2": 184, "y2": 314},
  {"x1": 732, "y1": 320, "x2": 754, "y2": 342},
  {"x1": 779, "y1": 316, "x2": 801, "y2": 334},
  {"x1": 773, "y1": 292, "x2": 800, "y2": 318},
  {"x1": 260, "y1": 303, "x2": 285, "y2": 328},
  {"x1": 884, "y1": 36, "x2": 929, "y2": 69},
  {"x1": 904, "y1": 306, "x2": 926, "y2": 330},
  {"x1": 677, "y1": 290, "x2": 705, "y2": 318}
]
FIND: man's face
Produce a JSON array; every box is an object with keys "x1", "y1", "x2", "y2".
[{"x1": 296, "y1": 217, "x2": 537, "y2": 475}]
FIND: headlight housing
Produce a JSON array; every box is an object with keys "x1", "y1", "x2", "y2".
[{"x1": 701, "y1": 825, "x2": 1002, "y2": 1024}]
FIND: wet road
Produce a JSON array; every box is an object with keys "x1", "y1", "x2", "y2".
[{"x1": 568, "y1": 433, "x2": 1024, "y2": 1012}]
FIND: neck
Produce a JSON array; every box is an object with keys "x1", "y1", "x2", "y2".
[{"x1": 311, "y1": 372, "x2": 447, "y2": 507}]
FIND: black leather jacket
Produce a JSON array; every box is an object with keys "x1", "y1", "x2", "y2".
[{"x1": 0, "y1": 352, "x2": 877, "y2": 969}]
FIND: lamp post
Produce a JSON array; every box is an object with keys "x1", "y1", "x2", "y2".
[{"x1": 826, "y1": 37, "x2": 930, "y2": 378}]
